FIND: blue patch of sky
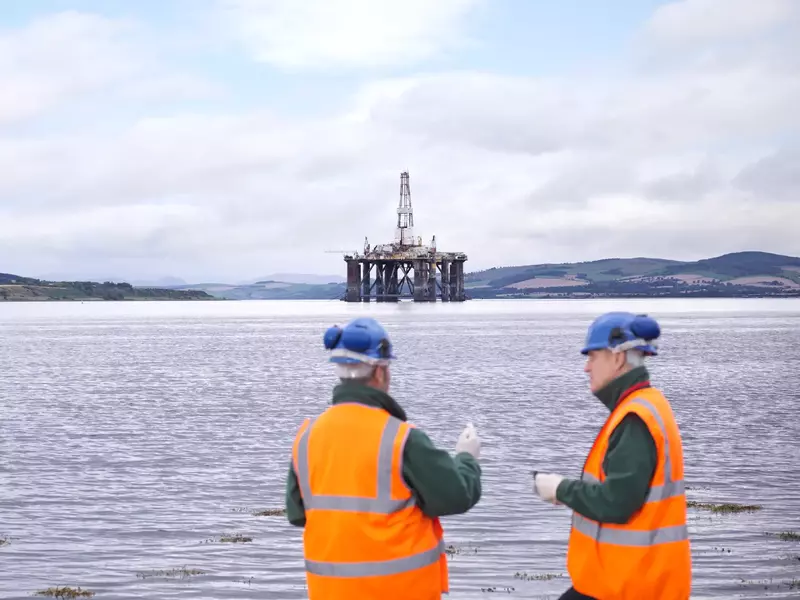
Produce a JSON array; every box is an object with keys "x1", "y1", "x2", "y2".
[{"x1": 2, "y1": 0, "x2": 675, "y2": 124}]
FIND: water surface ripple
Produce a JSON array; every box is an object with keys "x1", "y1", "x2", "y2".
[{"x1": 1, "y1": 299, "x2": 799, "y2": 599}]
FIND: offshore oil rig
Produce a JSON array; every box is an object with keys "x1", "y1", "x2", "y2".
[{"x1": 341, "y1": 172, "x2": 467, "y2": 302}]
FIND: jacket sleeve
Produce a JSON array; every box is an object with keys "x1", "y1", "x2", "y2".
[
  {"x1": 401, "y1": 427, "x2": 482, "y2": 517},
  {"x1": 555, "y1": 413, "x2": 657, "y2": 524},
  {"x1": 285, "y1": 461, "x2": 306, "y2": 527}
]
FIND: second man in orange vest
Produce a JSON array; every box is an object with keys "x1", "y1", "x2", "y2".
[
  {"x1": 532, "y1": 312, "x2": 691, "y2": 600},
  {"x1": 285, "y1": 317, "x2": 483, "y2": 600}
]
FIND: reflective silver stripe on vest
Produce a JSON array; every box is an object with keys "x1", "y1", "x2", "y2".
[
  {"x1": 305, "y1": 539, "x2": 445, "y2": 578},
  {"x1": 574, "y1": 396, "x2": 688, "y2": 546},
  {"x1": 572, "y1": 514, "x2": 688, "y2": 546},
  {"x1": 295, "y1": 414, "x2": 416, "y2": 514}
]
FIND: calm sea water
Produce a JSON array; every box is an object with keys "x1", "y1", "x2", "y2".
[{"x1": 1, "y1": 298, "x2": 799, "y2": 600}]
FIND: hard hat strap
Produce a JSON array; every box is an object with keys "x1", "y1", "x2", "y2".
[
  {"x1": 610, "y1": 338, "x2": 657, "y2": 353},
  {"x1": 330, "y1": 348, "x2": 389, "y2": 365}
]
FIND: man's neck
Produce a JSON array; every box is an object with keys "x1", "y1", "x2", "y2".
[
  {"x1": 593, "y1": 365, "x2": 651, "y2": 411},
  {"x1": 331, "y1": 380, "x2": 408, "y2": 421}
]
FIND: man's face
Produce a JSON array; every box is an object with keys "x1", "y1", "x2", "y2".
[{"x1": 584, "y1": 349, "x2": 625, "y2": 393}]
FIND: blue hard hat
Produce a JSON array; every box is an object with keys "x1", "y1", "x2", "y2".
[
  {"x1": 581, "y1": 312, "x2": 661, "y2": 356},
  {"x1": 323, "y1": 317, "x2": 396, "y2": 364}
]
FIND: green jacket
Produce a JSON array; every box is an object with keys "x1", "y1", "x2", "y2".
[
  {"x1": 285, "y1": 381, "x2": 482, "y2": 527},
  {"x1": 555, "y1": 366, "x2": 659, "y2": 524}
]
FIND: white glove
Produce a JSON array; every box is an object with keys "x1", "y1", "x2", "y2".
[
  {"x1": 533, "y1": 472, "x2": 564, "y2": 504},
  {"x1": 455, "y1": 422, "x2": 480, "y2": 460}
]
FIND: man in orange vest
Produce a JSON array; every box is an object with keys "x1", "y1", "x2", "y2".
[
  {"x1": 285, "y1": 317, "x2": 483, "y2": 599},
  {"x1": 532, "y1": 312, "x2": 691, "y2": 600}
]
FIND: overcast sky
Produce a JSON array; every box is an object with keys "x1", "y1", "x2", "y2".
[{"x1": 1, "y1": 0, "x2": 799, "y2": 283}]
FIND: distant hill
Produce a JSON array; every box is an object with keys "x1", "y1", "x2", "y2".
[
  {"x1": 173, "y1": 251, "x2": 800, "y2": 300},
  {"x1": 0, "y1": 272, "x2": 25, "y2": 285},
  {"x1": 242, "y1": 273, "x2": 346, "y2": 285},
  {"x1": 0, "y1": 273, "x2": 215, "y2": 301},
  {"x1": 465, "y1": 251, "x2": 800, "y2": 298},
  {"x1": 175, "y1": 280, "x2": 346, "y2": 300},
  {"x1": 130, "y1": 276, "x2": 188, "y2": 287}
]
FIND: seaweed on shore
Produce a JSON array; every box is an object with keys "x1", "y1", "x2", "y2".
[
  {"x1": 201, "y1": 533, "x2": 253, "y2": 544},
  {"x1": 34, "y1": 587, "x2": 94, "y2": 598},
  {"x1": 252, "y1": 508, "x2": 286, "y2": 517},
  {"x1": 514, "y1": 572, "x2": 564, "y2": 581},
  {"x1": 219, "y1": 533, "x2": 253, "y2": 543},
  {"x1": 444, "y1": 543, "x2": 478, "y2": 556},
  {"x1": 687, "y1": 501, "x2": 762, "y2": 513},
  {"x1": 765, "y1": 531, "x2": 800, "y2": 542},
  {"x1": 135, "y1": 566, "x2": 206, "y2": 579},
  {"x1": 231, "y1": 506, "x2": 285, "y2": 516},
  {"x1": 737, "y1": 577, "x2": 800, "y2": 592}
]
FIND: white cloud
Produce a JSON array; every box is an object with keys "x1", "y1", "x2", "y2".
[
  {"x1": 634, "y1": 0, "x2": 800, "y2": 74},
  {"x1": 644, "y1": 0, "x2": 795, "y2": 45},
  {"x1": 0, "y1": 0, "x2": 799, "y2": 282},
  {"x1": 733, "y1": 146, "x2": 800, "y2": 202},
  {"x1": 0, "y1": 10, "x2": 217, "y2": 125},
  {"x1": 0, "y1": 11, "x2": 140, "y2": 123},
  {"x1": 216, "y1": 0, "x2": 482, "y2": 69}
]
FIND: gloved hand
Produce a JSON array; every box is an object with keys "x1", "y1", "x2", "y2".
[
  {"x1": 455, "y1": 422, "x2": 480, "y2": 460},
  {"x1": 532, "y1": 472, "x2": 564, "y2": 504}
]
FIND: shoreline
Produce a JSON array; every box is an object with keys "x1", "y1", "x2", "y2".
[{"x1": 2, "y1": 294, "x2": 798, "y2": 302}]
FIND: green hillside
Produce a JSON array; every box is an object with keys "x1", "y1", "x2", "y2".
[
  {"x1": 658, "y1": 252, "x2": 800, "y2": 280},
  {"x1": 0, "y1": 273, "x2": 215, "y2": 301},
  {"x1": 177, "y1": 280, "x2": 346, "y2": 300},
  {"x1": 171, "y1": 251, "x2": 800, "y2": 300},
  {"x1": 464, "y1": 251, "x2": 800, "y2": 298},
  {"x1": 466, "y1": 257, "x2": 680, "y2": 287}
]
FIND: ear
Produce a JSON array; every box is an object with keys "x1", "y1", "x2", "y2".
[{"x1": 381, "y1": 365, "x2": 392, "y2": 385}]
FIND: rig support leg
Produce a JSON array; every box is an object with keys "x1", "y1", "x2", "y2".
[
  {"x1": 387, "y1": 263, "x2": 399, "y2": 302},
  {"x1": 376, "y1": 262, "x2": 385, "y2": 302},
  {"x1": 361, "y1": 261, "x2": 371, "y2": 302},
  {"x1": 454, "y1": 260, "x2": 465, "y2": 301},
  {"x1": 440, "y1": 260, "x2": 450, "y2": 302},
  {"x1": 427, "y1": 261, "x2": 437, "y2": 302},
  {"x1": 345, "y1": 259, "x2": 361, "y2": 302},
  {"x1": 413, "y1": 260, "x2": 426, "y2": 302}
]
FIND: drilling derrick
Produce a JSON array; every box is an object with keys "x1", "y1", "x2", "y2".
[
  {"x1": 395, "y1": 171, "x2": 415, "y2": 246},
  {"x1": 342, "y1": 171, "x2": 467, "y2": 302}
]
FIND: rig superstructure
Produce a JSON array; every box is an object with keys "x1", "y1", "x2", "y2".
[{"x1": 341, "y1": 172, "x2": 467, "y2": 302}]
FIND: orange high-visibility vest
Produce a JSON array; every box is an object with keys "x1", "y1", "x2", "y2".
[
  {"x1": 567, "y1": 386, "x2": 691, "y2": 600},
  {"x1": 291, "y1": 402, "x2": 449, "y2": 600}
]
